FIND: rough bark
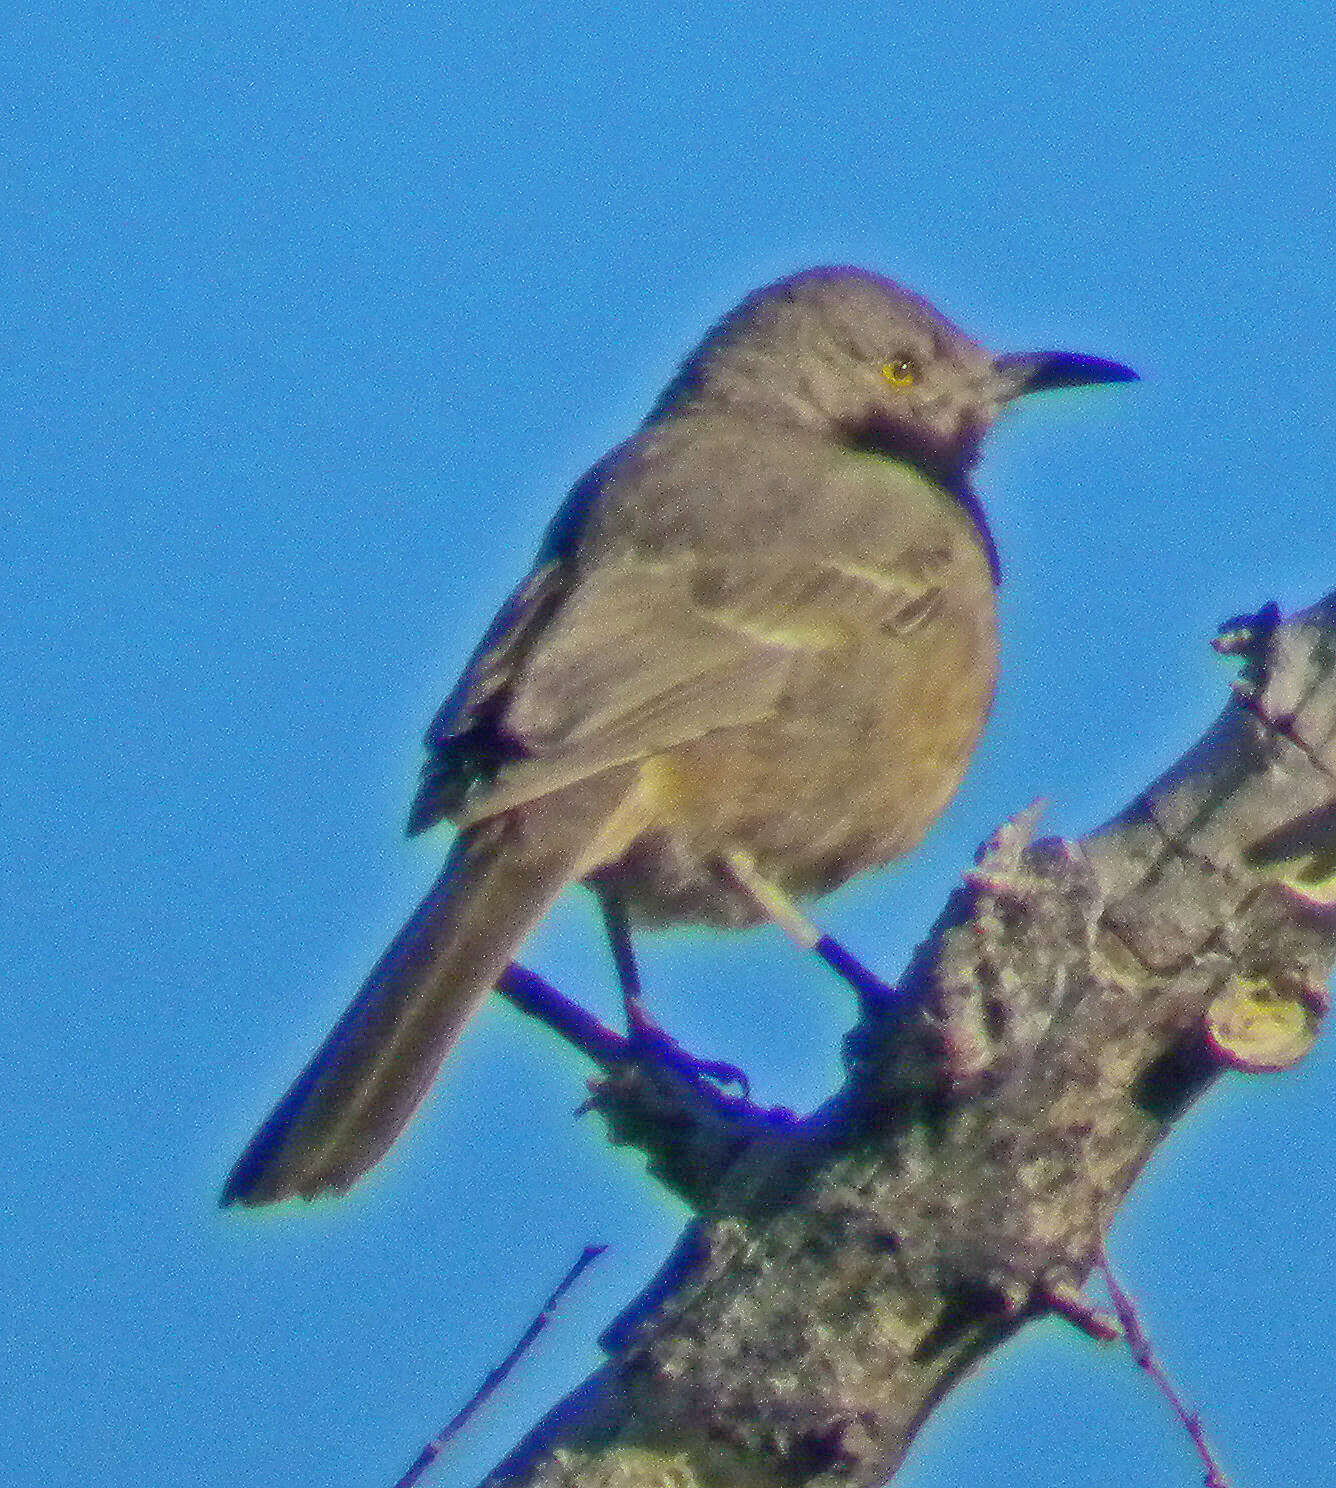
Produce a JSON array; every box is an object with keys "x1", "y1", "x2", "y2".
[{"x1": 481, "y1": 592, "x2": 1336, "y2": 1488}]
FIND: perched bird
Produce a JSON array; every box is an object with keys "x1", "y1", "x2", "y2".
[{"x1": 223, "y1": 267, "x2": 1135, "y2": 1206}]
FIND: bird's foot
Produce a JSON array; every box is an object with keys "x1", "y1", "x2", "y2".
[{"x1": 624, "y1": 996, "x2": 752, "y2": 1100}]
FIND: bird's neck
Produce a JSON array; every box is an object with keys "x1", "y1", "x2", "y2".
[{"x1": 838, "y1": 412, "x2": 1001, "y2": 584}]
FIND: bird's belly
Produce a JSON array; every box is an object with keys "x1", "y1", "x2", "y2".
[{"x1": 587, "y1": 615, "x2": 997, "y2": 928}]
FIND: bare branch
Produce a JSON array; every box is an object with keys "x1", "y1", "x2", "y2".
[
  {"x1": 1098, "y1": 1244, "x2": 1230, "y2": 1488},
  {"x1": 393, "y1": 1246, "x2": 607, "y2": 1488},
  {"x1": 473, "y1": 592, "x2": 1335, "y2": 1488}
]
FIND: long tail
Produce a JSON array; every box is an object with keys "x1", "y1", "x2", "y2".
[{"x1": 222, "y1": 791, "x2": 615, "y2": 1207}]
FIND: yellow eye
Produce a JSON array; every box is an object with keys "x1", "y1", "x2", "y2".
[{"x1": 882, "y1": 357, "x2": 918, "y2": 389}]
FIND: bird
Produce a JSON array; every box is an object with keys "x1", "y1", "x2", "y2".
[{"x1": 222, "y1": 267, "x2": 1135, "y2": 1206}]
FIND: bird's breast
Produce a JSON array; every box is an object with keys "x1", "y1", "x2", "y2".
[{"x1": 592, "y1": 515, "x2": 998, "y2": 927}]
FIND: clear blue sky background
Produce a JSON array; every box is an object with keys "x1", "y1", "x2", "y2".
[{"x1": 5, "y1": 5, "x2": 1333, "y2": 1486}]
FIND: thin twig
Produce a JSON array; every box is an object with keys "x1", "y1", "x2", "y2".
[
  {"x1": 1097, "y1": 1243, "x2": 1231, "y2": 1488},
  {"x1": 497, "y1": 963, "x2": 630, "y2": 1066},
  {"x1": 391, "y1": 1244, "x2": 608, "y2": 1488}
]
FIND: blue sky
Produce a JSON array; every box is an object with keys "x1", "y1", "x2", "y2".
[{"x1": 5, "y1": 4, "x2": 1334, "y2": 1485}]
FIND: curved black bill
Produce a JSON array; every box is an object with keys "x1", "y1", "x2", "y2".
[{"x1": 997, "y1": 350, "x2": 1139, "y2": 398}]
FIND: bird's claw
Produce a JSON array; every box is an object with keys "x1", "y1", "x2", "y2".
[{"x1": 623, "y1": 998, "x2": 752, "y2": 1099}]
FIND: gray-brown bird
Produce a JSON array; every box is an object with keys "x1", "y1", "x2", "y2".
[{"x1": 223, "y1": 267, "x2": 1134, "y2": 1206}]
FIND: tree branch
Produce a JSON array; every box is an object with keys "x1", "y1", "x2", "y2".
[{"x1": 475, "y1": 591, "x2": 1336, "y2": 1488}]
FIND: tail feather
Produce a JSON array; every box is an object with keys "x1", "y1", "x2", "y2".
[{"x1": 222, "y1": 806, "x2": 597, "y2": 1206}]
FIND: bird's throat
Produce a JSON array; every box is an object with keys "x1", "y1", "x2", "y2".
[{"x1": 839, "y1": 412, "x2": 1001, "y2": 584}]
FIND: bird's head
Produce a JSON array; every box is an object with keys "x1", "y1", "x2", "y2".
[{"x1": 651, "y1": 267, "x2": 1136, "y2": 483}]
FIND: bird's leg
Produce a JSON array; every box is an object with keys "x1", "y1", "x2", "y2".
[
  {"x1": 600, "y1": 887, "x2": 644, "y2": 1014},
  {"x1": 598, "y1": 890, "x2": 751, "y2": 1096},
  {"x1": 720, "y1": 851, "x2": 899, "y2": 1013}
]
